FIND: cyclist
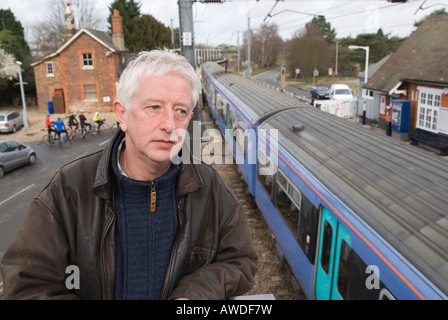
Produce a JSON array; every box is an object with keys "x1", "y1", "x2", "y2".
[
  {"x1": 93, "y1": 111, "x2": 105, "y2": 131},
  {"x1": 52, "y1": 116, "x2": 67, "y2": 141},
  {"x1": 68, "y1": 111, "x2": 79, "y2": 132},
  {"x1": 79, "y1": 109, "x2": 91, "y2": 136},
  {"x1": 45, "y1": 113, "x2": 55, "y2": 139}
]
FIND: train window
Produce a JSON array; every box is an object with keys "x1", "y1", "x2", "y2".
[
  {"x1": 217, "y1": 98, "x2": 225, "y2": 119},
  {"x1": 275, "y1": 173, "x2": 300, "y2": 237},
  {"x1": 288, "y1": 184, "x2": 302, "y2": 209},
  {"x1": 278, "y1": 171, "x2": 288, "y2": 190},
  {"x1": 258, "y1": 148, "x2": 275, "y2": 198},
  {"x1": 297, "y1": 196, "x2": 319, "y2": 263},
  {"x1": 321, "y1": 221, "x2": 332, "y2": 275},
  {"x1": 337, "y1": 240, "x2": 352, "y2": 299}
]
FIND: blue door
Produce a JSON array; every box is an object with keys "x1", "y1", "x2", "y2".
[{"x1": 315, "y1": 207, "x2": 352, "y2": 300}]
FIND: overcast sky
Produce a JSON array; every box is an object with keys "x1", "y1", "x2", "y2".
[{"x1": 1, "y1": 0, "x2": 446, "y2": 47}]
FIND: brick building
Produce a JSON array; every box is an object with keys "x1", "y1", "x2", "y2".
[{"x1": 31, "y1": 4, "x2": 128, "y2": 113}]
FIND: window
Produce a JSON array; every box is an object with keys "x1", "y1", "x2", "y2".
[
  {"x1": 83, "y1": 84, "x2": 98, "y2": 101},
  {"x1": 320, "y1": 221, "x2": 332, "y2": 275},
  {"x1": 82, "y1": 53, "x2": 94, "y2": 69},
  {"x1": 417, "y1": 87, "x2": 442, "y2": 133},
  {"x1": 258, "y1": 148, "x2": 275, "y2": 197},
  {"x1": 46, "y1": 62, "x2": 54, "y2": 76},
  {"x1": 275, "y1": 170, "x2": 301, "y2": 237},
  {"x1": 337, "y1": 240, "x2": 352, "y2": 299}
]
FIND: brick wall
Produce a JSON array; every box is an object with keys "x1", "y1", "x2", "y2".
[
  {"x1": 61, "y1": 32, "x2": 119, "y2": 113},
  {"x1": 34, "y1": 56, "x2": 63, "y2": 112}
]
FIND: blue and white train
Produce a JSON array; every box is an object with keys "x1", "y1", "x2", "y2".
[{"x1": 200, "y1": 61, "x2": 448, "y2": 300}]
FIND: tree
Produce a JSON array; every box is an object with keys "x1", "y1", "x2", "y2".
[
  {"x1": 0, "y1": 9, "x2": 33, "y2": 105},
  {"x1": 251, "y1": 23, "x2": 283, "y2": 69},
  {"x1": 287, "y1": 25, "x2": 332, "y2": 79},
  {"x1": 30, "y1": 0, "x2": 107, "y2": 57},
  {"x1": 126, "y1": 14, "x2": 173, "y2": 52},
  {"x1": 108, "y1": 0, "x2": 141, "y2": 49},
  {"x1": 305, "y1": 15, "x2": 336, "y2": 44}
]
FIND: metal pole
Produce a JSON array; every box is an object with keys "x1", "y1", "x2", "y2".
[
  {"x1": 247, "y1": 17, "x2": 251, "y2": 78},
  {"x1": 178, "y1": 0, "x2": 196, "y2": 68},
  {"x1": 17, "y1": 61, "x2": 29, "y2": 130},
  {"x1": 363, "y1": 47, "x2": 369, "y2": 125}
]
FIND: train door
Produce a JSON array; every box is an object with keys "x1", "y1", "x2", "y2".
[{"x1": 315, "y1": 207, "x2": 352, "y2": 300}]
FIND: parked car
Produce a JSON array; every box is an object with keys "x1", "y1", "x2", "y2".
[
  {"x1": 0, "y1": 139, "x2": 36, "y2": 178},
  {"x1": 329, "y1": 84, "x2": 354, "y2": 101},
  {"x1": 310, "y1": 85, "x2": 330, "y2": 101},
  {"x1": 0, "y1": 110, "x2": 24, "y2": 133}
]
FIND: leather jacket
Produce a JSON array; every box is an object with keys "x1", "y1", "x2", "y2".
[{"x1": 0, "y1": 131, "x2": 258, "y2": 300}]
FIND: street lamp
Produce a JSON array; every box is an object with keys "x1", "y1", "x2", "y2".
[
  {"x1": 348, "y1": 45, "x2": 369, "y2": 125},
  {"x1": 348, "y1": 45, "x2": 369, "y2": 84},
  {"x1": 16, "y1": 61, "x2": 29, "y2": 130}
]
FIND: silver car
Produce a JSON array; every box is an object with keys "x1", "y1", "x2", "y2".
[
  {"x1": 0, "y1": 110, "x2": 24, "y2": 133},
  {"x1": 0, "y1": 139, "x2": 36, "y2": 178}
]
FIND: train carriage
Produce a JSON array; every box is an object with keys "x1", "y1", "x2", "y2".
[
  {"x1": 200, "y1": 62, "x2": 448, "y2": 300},
  {"x1": 201, "y1": 62, "x2": 306, "y2": 195}
]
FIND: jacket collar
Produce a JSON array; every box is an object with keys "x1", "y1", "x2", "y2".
[{"x1": 93, "y1": 129, "x2": 203, "y2": 200}]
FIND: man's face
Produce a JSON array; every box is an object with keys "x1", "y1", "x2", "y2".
[{"x1": 116, "y1": 72, "x2": 194, "y2": 171}]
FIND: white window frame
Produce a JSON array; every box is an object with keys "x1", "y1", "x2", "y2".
[
  {"x1": 416, "y1": 86, "x2": 442, "y2": 133},
  {"x1": 82, "y1": 53, "x2": 94, "y2": 70},
  {"x1": 45, "y1": 62, "x2": 54, "y2": 77}
]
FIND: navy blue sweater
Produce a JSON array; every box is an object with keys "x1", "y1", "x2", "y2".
[{"x1": 111, "y1": 137, "x2": 180, "y2": 300}]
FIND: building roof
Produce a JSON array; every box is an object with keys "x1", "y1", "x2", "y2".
[
  {"x1": 364, "y1": 14, "x2": 448, "y2": 93},
  {"x1": 31, "y1": 28, "x2": 128, "y2": 67}
]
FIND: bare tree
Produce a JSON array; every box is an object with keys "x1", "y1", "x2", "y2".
[
  {"x1": 287, "y1": 25, "x2": 332, "y2": 79},
  {"x1": 251, "y1": 23, "x2": 282, "y2": 69},
  {"x1": 29, "y1": 0, "x2": 107, "y2": 57}
]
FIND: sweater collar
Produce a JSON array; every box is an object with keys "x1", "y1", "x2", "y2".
[{"x1": 93, "y1": 130, "x2": 203, "y2": 200}]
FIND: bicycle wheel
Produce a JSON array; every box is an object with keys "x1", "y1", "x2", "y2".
[
  {"x1": 97, "y1": 121, "x2": 111, "y2": 134},
  {"x1": 42, "y1": 134, "x2": 54, "y2": 146}
]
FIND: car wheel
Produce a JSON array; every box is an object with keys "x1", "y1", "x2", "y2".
[
  {"x1": 0, "y1": 166, "x2": 4, "y2": 178},
  {"x1": 12, "y1": 125, "x2": 17, "y2": 133},
  {"x1": 28, "y1": 153, "x2": 37, "y2": 165}
]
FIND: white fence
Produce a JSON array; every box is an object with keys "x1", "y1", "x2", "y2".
[{"x1": 314, "y1": 99, "x2": 357, "y2": 119}]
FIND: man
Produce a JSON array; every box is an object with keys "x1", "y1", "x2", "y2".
[
  {"x1": 68, "y1": 111, "x2": 79, "y2": 132},
  {"x1": 78, "y1": 109, "x2": 91, "y2": 136},
  {"x1": 51, "y1": 116, "x2": 67, "y2": 140},
  {"x1": 93, "y1": 110, "x2": 104, "y2": 131},
  {"x1": 45, "y1": 113, "x2": 54, "y2": 139},
  {"x1": 0, "y1": 50, "x2": 258, "y2": 300}
]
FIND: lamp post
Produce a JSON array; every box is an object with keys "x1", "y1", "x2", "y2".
[
  {"x1": 16, "y1": 61, "x2": 29, "y2": 130},
  {"x1": 348, "y1": 45, "x2": 369, "y2": 125}
]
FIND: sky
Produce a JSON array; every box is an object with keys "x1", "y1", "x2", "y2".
[{"x1": 1, "y1": 0, "x2": 447, "y2": 47}]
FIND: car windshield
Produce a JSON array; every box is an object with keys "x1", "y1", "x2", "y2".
[
  {"x1": 0, "y1": 115, "x2": 4, "y2": 121},
  {"x1": 335, "y1": 89, "x2": 351, "y2": 95}
]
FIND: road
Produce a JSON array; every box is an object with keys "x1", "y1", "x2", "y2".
[
  {"x1": 0, "y1": 132, "x2": 114, "y2": 290},
  {"x1": 251, "y1": 65, "x2": 312, "y2": 102}
]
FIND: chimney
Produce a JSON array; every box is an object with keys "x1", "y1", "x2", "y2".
[
  {"x1": 111, "y1": 9, "x2": 125, "y2": 51},
  {"x1": 65, "y1": 2, "x2": 76, "y2": 41}
]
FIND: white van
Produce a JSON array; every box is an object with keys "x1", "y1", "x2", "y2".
[{"x1": 329, "y1": 84, "x2": 353, "y2": 101}]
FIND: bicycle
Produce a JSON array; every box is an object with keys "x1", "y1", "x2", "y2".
[
  {"x1": 92, "y1": 118, "x2": 111, "y2": 134},
  {"x1": 67, "y1": 125, "x2": 80, "y2": 140},
  {"x1": 55, "y1": 131, "x2": 71, "y2": 148},
  {"x1": 42, "y1": 132, "x2": 56, "y2": 146}
]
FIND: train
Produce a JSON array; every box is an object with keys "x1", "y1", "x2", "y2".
[{"x1": 200, "y1": 61, "x2": 448, "y2": 300}]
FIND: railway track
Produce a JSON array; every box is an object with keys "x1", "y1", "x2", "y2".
[{"x1": 195, "y1": 104, "x2": 305, "y2": 300}]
